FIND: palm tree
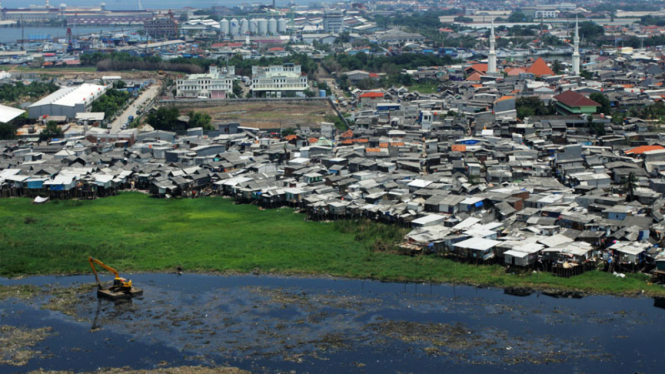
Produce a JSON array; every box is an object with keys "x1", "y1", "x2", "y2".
[{"x1": 625, "y1": 172, "x2": 637, "y2": 202}]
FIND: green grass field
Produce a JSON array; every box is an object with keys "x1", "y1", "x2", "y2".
[
  {"x1": 407, "y1": 83, "x2": 438, "y2": 94},
  {"x1": 0, "y1": 193, "x2": 663, "y2": 296}
]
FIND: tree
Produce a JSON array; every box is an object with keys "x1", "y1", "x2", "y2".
[
  {"x1": 232, "y1": 80, "x2": 243, "y2": 97},
  {"x1": 40, "y1": 121, "x2": 62, "y2": 141},
  {"x1": 625, "y1": 172, "x2": 637, "y2": 202},
  {"x1": 281, "y1": 127, "x2": 297, "y2": 137},
  {"x1": 187, "y1": 111, "x2": 213, "y2": 130},
  {"x1": 590, "y1": 93, "x2": 611, "y2": 115},
  {"x1": 508, "y1": 11, "x2": 531, "y2": 23},
  {"x1": 147, "y1": 107, "x2": 180, "y2": 131},
  {"x1": 516, "y1": 97, "x2": 552, "y2": 119},
  {"x1": 588, "y1": 115, "x2": 606, "y2": 136},
  {"x1": 453, "y1": 16, "x2": 473, "y2": 23},
  {"x1": 552, "y1": 60, "x2": 563, "y2": 74},
  {"x1": 303, "y1": 89, "x2": 316, "y2": 97},
  {"x1": 579, "y1": 21, "x2": 604, "y2": 43},
  {"x1": 0, "y1": 123, "x2": 15, "y2": 140},
  {"x1": 335, "y1": 32, "x2": 351, "y2": 44},
  {"x1": 114, "y1": 80, "x2": 127, "y2": 89},
  {"x1": 91, "y1": 89, "x2": 130, "y2": 119}
]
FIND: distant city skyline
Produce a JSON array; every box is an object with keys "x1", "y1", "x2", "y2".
[{"x1": 0, "y1": 0, "x2": 337, "y2": 11}]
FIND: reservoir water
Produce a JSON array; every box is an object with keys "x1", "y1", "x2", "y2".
[{"x1": 1, "y1": 273, "x2": 663, "y2": 373}]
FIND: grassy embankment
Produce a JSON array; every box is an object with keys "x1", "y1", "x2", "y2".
[{"x1": 0, "y1": 193, "x2": 662, "y2": 296}]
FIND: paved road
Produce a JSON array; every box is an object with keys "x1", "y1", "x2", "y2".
[
  {"x1": 320, "y1": 77, "x2": 348, "y2": 106},
  {"x1": 109, "y1": 84, "x2": 161, "y2": 134}
]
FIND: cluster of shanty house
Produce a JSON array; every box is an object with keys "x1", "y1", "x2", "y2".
[{"x1": 2, "y1": 108, "x2": 665, "y2": 279}]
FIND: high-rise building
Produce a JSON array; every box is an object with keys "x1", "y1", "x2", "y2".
[{"x1": 323, "y1": 9, "x2": 344, "y2": 34}]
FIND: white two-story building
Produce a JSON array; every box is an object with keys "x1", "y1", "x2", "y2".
[
  {"x1": 176, "y1": 65, "x2": 235, "y2": 99},
  {"x1": 251, "y1": 64, "x2": 308, "y2": 97}
]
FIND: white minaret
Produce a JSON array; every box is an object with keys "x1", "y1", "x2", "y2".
[
  {"x1": 488, "y1": 17, "x2": 497, "y2": 75},
  {"x1": 572, "y1": 16, "x2": 580, "y2": 76}
]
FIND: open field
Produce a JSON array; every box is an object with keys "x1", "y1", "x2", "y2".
[
  {"x1": 0, "y1": 193, "x2": 663, "y2": 296},
  {"x1": 407, "y1": 83, "x2": 439, "y2": 94},
  {"x1": 174, "y1": 101, "x2": 335, "y2": 129},
  {"x1": 1, "y1": 66, "x2": 156, "y2": 80}
]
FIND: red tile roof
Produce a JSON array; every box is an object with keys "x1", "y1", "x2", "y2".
[
  {"x1": 526, "y1": 57, "x2": 554, "y2": 77},
  {"x1": 494, "y1": 95, "x2": 514, "y2": 103},
  {"x1": 553, "y1": 90, "x2": 600, "y2": 108},
  {"x1": 340, "y1": 130, "x2": 354, "y2": 138},
  {"x1": 505, "y1": 67, "x2": 527, "y2": 76},
  {"x1": 212, "y1": 42, "x2": 244, "y2": 48},
  {"x1": 467, "y1": 72, "x2": 483, "y2": 82},
  {"x1": 359, "y1": 92, "x2": 384, "y2": 98},
  {"x1": 625, "y1": 145, "x2": 664, "y2": 154},
  {"x1": 467, "y1": 63, "x2": 488, "y2": 73}
]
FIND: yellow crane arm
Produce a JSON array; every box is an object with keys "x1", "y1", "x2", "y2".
[{"x1": 89, "y1": 256, "x2": 121, "y2": 288}]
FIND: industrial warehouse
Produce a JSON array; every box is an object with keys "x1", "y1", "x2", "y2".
[{"x1": 27, "y1": 84, "x2": 108, "y2": 119}]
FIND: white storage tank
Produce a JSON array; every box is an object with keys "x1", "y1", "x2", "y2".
[
  {"x1": 277, "y1": 18, "x2": 287, "y2": 34},
  {"x1": 219, "y1": 19, "x2": 230, "y2": 35},
  {"x1": 257, "y1": 18, "x2": 268, "y2": 36},
  {"x1": 249, "y1": 19, "x2": 258, "y2": 34},
  {"x1": 268, "y1": 18, "x2": 277, "y2": 35},
  {"x1": 239, "y1": 18, "x2": 249, "y2": 35},
  {"x1": 229, "y1": 18, "x2": 239, "y2": 36}
]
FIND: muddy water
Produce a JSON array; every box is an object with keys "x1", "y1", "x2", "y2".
[{"x1": 1, "y1": 274, "x2": 664, "y2": 373}]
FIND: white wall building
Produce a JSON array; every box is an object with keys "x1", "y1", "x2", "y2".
[
  {"x1": 28, "y1": 83, "x2": 108, "y2": 119},
  {"x1": 176, "y1": 65, "x2": 235, "y2": 99},
  {"x1": 251, "y1": 64, "x2": 308, "y2": 96},
  {"x1": 534, "y1": 10, "x2": 559, "y2": 18},
  {"x1": 323, "y1": 9, "x2": 344, "y2": 34}
]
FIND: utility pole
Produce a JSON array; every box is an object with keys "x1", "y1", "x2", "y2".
[{"x1": 20, "y1": 15, "x2": 24, "y2": 51}]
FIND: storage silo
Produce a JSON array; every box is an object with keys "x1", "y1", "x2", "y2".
[
  {"x1": 257, "y1": 18, "x2": 268, "y2": 36},
  {"x1": 277, "y1": 18, "x2": 287, "y2": 34},
  {"x1": 239, "y1": 18, "x2": 249, "y2": 35},
  {"x1": 249, "y1": 19, "x2": 258, "y2": 34},
  {"x1": 229, "y1": 18, "x2": 239, "y2": 37},
  {"x1": 268, "y1": 18, "x2": 277, "y2": 35},
  {"x1": 219, "y1": 19, "x2": 230, "y2": 36}
]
